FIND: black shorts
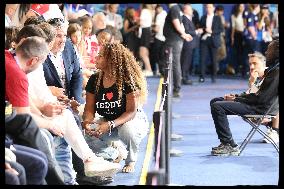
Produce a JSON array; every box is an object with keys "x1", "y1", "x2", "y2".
[{"x1": 140, "y1": 27, "x2": 152, "y2": 49}]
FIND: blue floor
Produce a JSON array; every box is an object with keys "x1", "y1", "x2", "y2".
[
  {"x1": 107, "y1": 76, "x2": 279, "y2": 186},
  {"x1": 169, "y1": 76, "x2": 279, "y2": 186}
]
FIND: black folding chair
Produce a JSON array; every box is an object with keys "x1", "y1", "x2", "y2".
[{"x1": 239, "y1": 101, "x2": 279, "y2": 155}]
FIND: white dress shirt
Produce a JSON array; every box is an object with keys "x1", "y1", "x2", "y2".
[
  {"x1": 206, "y1": 14, "x2": 214, "y2": 31},
  {"x1": 49, "y1": 52, "x2": 67, "y2": 91}
]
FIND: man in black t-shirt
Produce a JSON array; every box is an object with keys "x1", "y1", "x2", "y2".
[{"x1": 162, "y1": 4, "x2": 193, "y2": 98}]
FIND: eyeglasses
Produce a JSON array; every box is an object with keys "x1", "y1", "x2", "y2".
[{"x1": 47, "y1": 18, "x2": 65, "y2": 25}]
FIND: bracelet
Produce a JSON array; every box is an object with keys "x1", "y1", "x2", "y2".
[{"x1": 108, "y1": 121, "x2": 115, "y2": 136}]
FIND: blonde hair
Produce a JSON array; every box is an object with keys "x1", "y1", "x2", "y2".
[
  {"x1": 67, "y1": 23, "x2": 82, "y2": 38},
  {"x1": 96, "y1": 42, "x2": 148, "y2": 105}
]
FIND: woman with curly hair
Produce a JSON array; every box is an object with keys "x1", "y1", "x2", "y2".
[{"x1": 83, "y1": 42, "x2": 149, "y2": 173}]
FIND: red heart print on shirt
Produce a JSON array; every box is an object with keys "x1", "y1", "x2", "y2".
[{"x1": 106, "y1": 92, "x2": 113, "y2": 100}]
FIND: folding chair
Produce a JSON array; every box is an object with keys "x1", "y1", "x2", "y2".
[{"x1": 238, "y1": 100, "x2": 279, "y2": 155}]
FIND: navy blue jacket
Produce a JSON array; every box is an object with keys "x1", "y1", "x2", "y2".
[
  {"x1": 43, "y1": 39, "x2": 84, "y2": 104},
  {"x1": 200, "y1": 14, "x2": 224, "y2": 48},
  {"x1": 182, "y1": 15, "x2": 198, "y2": 48}
]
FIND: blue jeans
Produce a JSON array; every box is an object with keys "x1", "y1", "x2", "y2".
[
  {"x1": 13, "y1": 144, "x2": 48, "y2": 185},
  {"x1": 54, "y1": 137, "x2": 77, "y2": 185},
  {"x1": 94, "y1": 109, "x2": 149, "y2": 164},
  {"x1": 210, "y1": 97, "x2": 257, "y2": 145}
]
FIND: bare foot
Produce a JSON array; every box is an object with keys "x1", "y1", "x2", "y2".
[
  {"x1": 113, "y1": 155, "x2": 123, "y2": 163},
  {"x1": 122, "y1": 162, "x2": 135, "y2": 173}
]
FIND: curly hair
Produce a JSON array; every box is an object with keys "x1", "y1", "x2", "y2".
[{"x1": 96, "y1": 42, "x2": 148, "y2": 105}]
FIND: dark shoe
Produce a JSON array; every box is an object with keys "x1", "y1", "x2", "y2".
[
  {"x1": 211, "y1": 143, "x2": 240, "y2": 156},
  {"x1": 182, "y1": 79, "x2": 193, "y2": 85},
  {"x1": 199, "y1": 76, "x2": 205, "y2": 83},
  {"x1": 173, "y1": 91, "x2": 180, "y2": 98},
  {"x1": 211, "y1": 143, "x2": 225, "y2": 151},
  {"x1": 76, "y1": 175, "x2": 114, "y2": 185}
]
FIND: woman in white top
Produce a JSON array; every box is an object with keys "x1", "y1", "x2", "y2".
[
  {"x1": 230, "y1": 4, "x2": 245, "y2": 75},
  {"x1": 138, "y1": 4, "x2": 153, "y2": 76}
]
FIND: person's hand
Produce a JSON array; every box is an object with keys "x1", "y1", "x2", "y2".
[
  {"x1": 82, "y1": 120, "x2": 96, "y2": 136},
  {"x1": 69, "y1": 97, "x2": 80, "y2": 114},
  {"x1": 57, "y1": 95, "x2": 69, "y2": 104},
  {"x1": 205, "y1": 28, "x2": 212, "y2": 34},
  {"x1": 224, "y1": 94, "x2": 236, "y2": 101},
  {"x1": 182, "y1": 33, "x2": 193, "y2": 42},
  {"x1": 41, "y1": 102, "x2": 67, "y2": 117},
  {"x1": 49, "y1": 86, "x2": 66, "y2": 99},
  {"x1": 94, "y1": 121, "x2": 110, "y2": 138},
  {"x1": 196, "y1": 28, "x2": 204, "y2": 34},
  {"x1": 250, "y1": 70, "x2": 259, "y2": 81},
  {"x1": 48, "y1": 122, "x2": 64, "y2": 137},
  {"x1": 5, "y1": 162, "x2": 19, "y2": 175}
]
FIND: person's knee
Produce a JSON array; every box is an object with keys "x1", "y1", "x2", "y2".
[
  {"x1": 211, "y1": 101, "x2": 222, "y2": 112},
  {"x1": 210, "y1": 98, "x2": 217, "y2": 106},
  {"x1": 31, "y1": 156, "x2": 48, "y2": 180},
  {"x1": 118, "y1": 125, "x2": 135, "y2": 140},
  {"x1": 210, "y1": 99, "x2": 219, "y2": 107}
]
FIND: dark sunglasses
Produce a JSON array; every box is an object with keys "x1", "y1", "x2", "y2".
[{"x1": 47, "y1": 18, "x2": 65, "y2": 25}]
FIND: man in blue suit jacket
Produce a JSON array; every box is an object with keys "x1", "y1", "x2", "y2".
[
  {"x1": 43, "y1": 18, "x2": 85, "y2": 185},
  {"x1": 43, "y1": 18, "x2": 84, "y2": 104},
  {"x1": 199, "y1": 4, "x2": 224, "y2": 83},
  {"x1": 181, "y1": 4, "x2": 203, "y2": 85}
]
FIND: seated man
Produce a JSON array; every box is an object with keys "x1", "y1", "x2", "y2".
[
  {"x1": 209, "y1": 39, "x2": 279, "y2": 156},
  {"x1": 5, "y1": 36, "x2": 65, "y2": 185},
  {"x1": 212, "y1": 51, "x2": 279, "y2": 145},
  {"x1": 5, "y1": 36, "x2": 120, "y2": 183}
]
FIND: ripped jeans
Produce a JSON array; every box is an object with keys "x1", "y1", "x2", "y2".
[{"x1": 87, "y1": 109, "x2": 149, "y2": 165}]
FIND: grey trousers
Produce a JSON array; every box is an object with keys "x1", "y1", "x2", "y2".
[{"x1": 164, "y1": 39, "x2": 184, "y2": 92}]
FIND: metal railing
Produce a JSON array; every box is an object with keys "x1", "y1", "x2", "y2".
[{"x1": 146, "y1": 47, "x2": 172, "y2": 185}]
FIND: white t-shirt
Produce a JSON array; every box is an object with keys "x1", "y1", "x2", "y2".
[
  {"x1": 231, "y1": 14, "x2": 245, "y2": 32},
  {"x1": 140, "y1": 8, "x2": 152, "y2": 28},
  {"x1": 155, "y1": 10, "x2": 167, "y2": 42}
]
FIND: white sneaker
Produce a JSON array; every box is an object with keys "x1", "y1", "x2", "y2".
[
  {"x1": 111, "y1": 141, "x2": 128, "y2": 162},
  {"x1": 263, "y1": 128, "x2": 279, "y2": 144},
  {"x1": 84, "y1": 156, "x2": 121, "y2": 177},
  {"x1": 143, "y1": 70, "x2": 153, "y2": 77}
]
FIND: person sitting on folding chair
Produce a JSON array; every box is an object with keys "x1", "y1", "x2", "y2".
[
  {"x1": 211, "y1": 51, "x2": 279, "y2": 146},
  {"x1": 246, "y1": 53, "x2": 279, "y2": 144},
  {"x1": 209, "y1": 38, "x2": 279, "y2": 156}
]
